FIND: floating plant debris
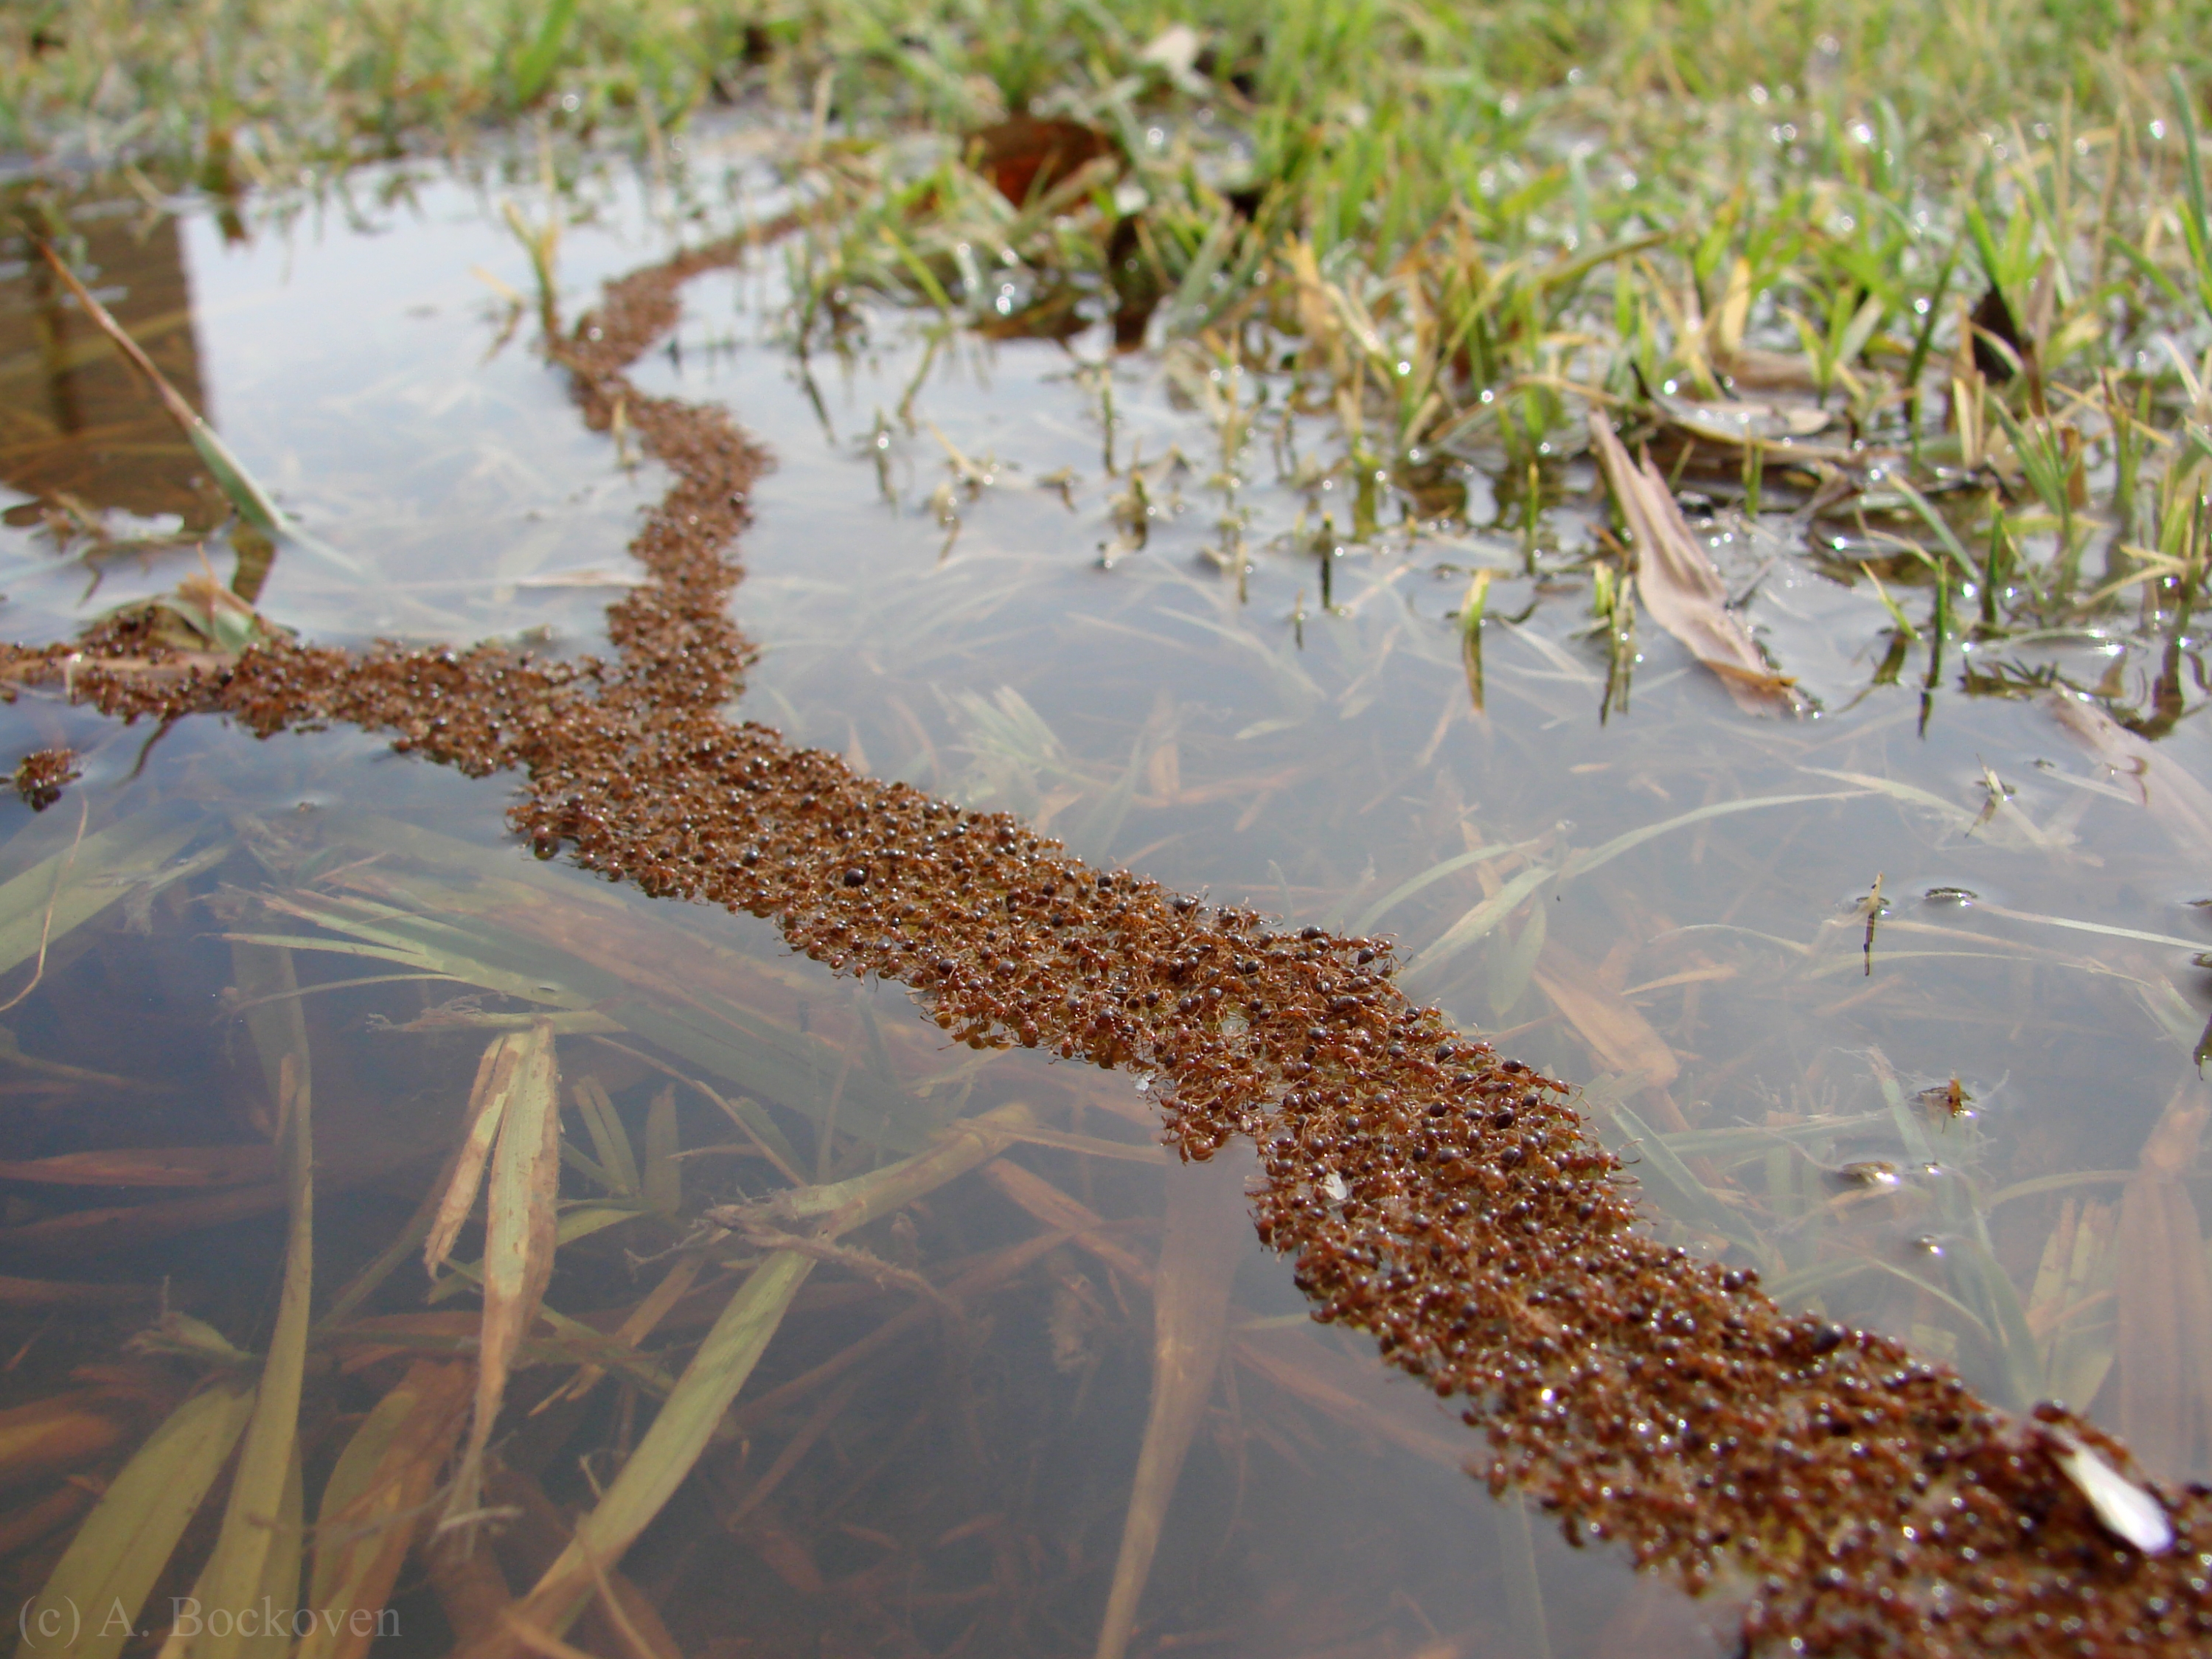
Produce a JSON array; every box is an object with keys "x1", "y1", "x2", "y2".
[{"x1": 6, "y1": 234, "x2": 2210, "y2": 1659}]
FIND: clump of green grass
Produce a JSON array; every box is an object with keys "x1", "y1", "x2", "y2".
[{"x1": 16, "y1": 1, "x2": 2212, "y2": 726}]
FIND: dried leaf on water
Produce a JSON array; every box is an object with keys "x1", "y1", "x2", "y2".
[
  {"x1": 105, "y1": 564, "x2": 292, "y2": 658},
  {"x1": 1095, "y1": 1152, "x2": 1248, "y2": 1659},
  {"x1": 1587, "y1": 413, "x2": 1798, "y2": 714},
  {"x1": 21, "y1": 1384, "x2": 254, "y2": 1659},
  {"x1": 964, "y1": 117, "x2": 1119, "y2": 208},
  {"x1": 1652, "y1": 389, "x2": 1834, "y2": 445}
]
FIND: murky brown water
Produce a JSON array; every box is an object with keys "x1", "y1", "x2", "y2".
[{"x1": 2, "y1": 150, "x2": 2209, "y2": 1658}]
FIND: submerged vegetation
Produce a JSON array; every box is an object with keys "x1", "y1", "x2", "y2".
[{"x1": 11, "y1": 2, "x2": 2212, "y2": 1657}]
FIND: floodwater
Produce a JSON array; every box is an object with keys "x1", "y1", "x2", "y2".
[{"x1": 0, "y1": 144, "x2": 2208, "y2": 1658}]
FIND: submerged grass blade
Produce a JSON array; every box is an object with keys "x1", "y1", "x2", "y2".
[
  {"x1": 1354, "y1": 838, "x2": 1533, "y2": 935},
  {"x1": 425, "y1": 1035, "x2": 523, "y2": 1275},
  {"x1": 232, "y1": 1452, "x2": 304, "y2": 1659},
  {"x1": 1559, "y1": 792, "x2": 1856, "y2": 883},
  {"x1": 1095, "y1": 1154, "x2": 1246, "y2": 1659},
  {"x1": 509, "y1": 0, "x2": 579, "y2": 106},
  {"x1": 1404, "y1": 862, "x2": 1551, "y2": 980},
  {"x1": 1532, "y1": 945, "x2": 1679, "y2": 1089},
  {"x1": 0, "y1": 815, "x2": 197, "y2": 985},
  {"x1": 2115, "y1": 1088, "x2": 2212, "y2": 1476},
  {"x1": 571, "y1": 1076, "x2": 640, "y2": 1197},
  {"x1": 1605, "y1": 1095, "x2": 1762, "y2": 1252},
  {"x1": 491, "y1": 1250, "x2": 814, "y2": 1650},
  {"x1": 160, "y1": 1051, "x2": 312, "y2": 1659},
  {"x1": 642, "y1": 1085, "x2": 681, "y2": 1216},
  {"x1": 231, "y1": 942, "x2": 309, "y2": 1132},
  {"x1": 302, "y1": 1361, "x2": 474, "y2": 1659},
  {"x1": 1494, "y1": 1490, "x2": 1553, "y2": 1659},
  {"x1": 25, "y1": 1384, "x2": 256, "y2": 1659},
  {"x1": 487, "y1": 1104, "x2": 1032, "y2": 1652},
  {"x1": 449, "y1": 1018, "x2": 563, "y2": 1520}
]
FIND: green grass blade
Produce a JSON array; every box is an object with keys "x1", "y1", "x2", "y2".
[
  {"x1": 1948, "y1": 1232, "x2": 2046, "y2": 1410},
  {"x1": 1888, "y1": 479, "x2": 1982, "y2": 584},
  {"x1": 302, "y1": 1363, "x2": 473, "y2": 1659},
  {"x1": 0, "y1": 815, "x2": 198, "y2": 984},
  {"x1": 449, "y1": 1018, "x2": 563, "y2": 1519},
  {"x1": 2171, "y1": 69, "x2": 2212, "y2": 311},
  {"x1": 24, "y1": 1385, "x2": 256, "y2": 1659},
  {"x1": 1354, "y1": 838, "x2": 1531, "y2": 934},
  {"x1": 161, "y1": 1032, "x2": 312, "y2": 1659},
  {"x1": 1404, "y1": 863, "x2": 1551, "y2": 980},
  {"x1": 507, "y1": 1249, "x2": 815, "y2": 1640},
  {"x1": 1559, "y1": 793, "x2": 1856, "y2": 883},
  {"x1": 511, "y1": 0, "x2": 580, "y2": 105},
  {"x1": 1607, "y1": 1096, "x2": 1764, "y2": 1252}
]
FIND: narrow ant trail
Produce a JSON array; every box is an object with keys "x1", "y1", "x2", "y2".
[{"x1": 5, "y1": 236, "x2": 2207, "y2": 1657}]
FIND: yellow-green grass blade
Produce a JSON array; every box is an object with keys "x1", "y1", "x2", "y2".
[{"x1": 24, "y1": 1384, "x2": 255, "y2": 1659}]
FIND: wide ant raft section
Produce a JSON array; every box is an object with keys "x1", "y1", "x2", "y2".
[{"x1": 3, "y1": 227, "x2": 2209, "y2": 1659}]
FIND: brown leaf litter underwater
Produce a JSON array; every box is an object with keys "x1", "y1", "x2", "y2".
[{"x1": 6, "y1": 231, "x2": 2211, "y2": 1658}]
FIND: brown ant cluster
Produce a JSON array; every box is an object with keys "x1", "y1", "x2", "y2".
[
  {"x1": 9, "y1": 746, "x2": 77, "y2": 812},
  {"x1": 6, "y1": 237, "x2": 2208, "y2": 1656}
]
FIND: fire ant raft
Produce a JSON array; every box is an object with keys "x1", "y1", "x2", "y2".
[{"x1": 5, "y1": 233, "x2": 2206, "y2": 1658}]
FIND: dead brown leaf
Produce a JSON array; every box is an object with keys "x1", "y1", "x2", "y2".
[
  {"x1": 1531, "y1": 940, "x2": 1680, "y2": 1091},
  {"x1": 1587, "y1": 413, "x2": 1798, "y2": 715},
  {"x1": 2044, "y1": 688, "x2": 2212, "y2": 859},
  {"x1": 444, "y1": 1020, "x2": 564, "y2": 1523},
  {"x1": 0, "y1": 1145, "x2": 277, "y2": 1187},
  {"x1": 0, "y1": 1392, "x2": 131, "y2": 1489},
  {"x1": 302, "y1": 1360, "x2": 476, "y2": 1659},
  {"x1": 964, "y1": 116, "x2": 1120, "y2": 206}
]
